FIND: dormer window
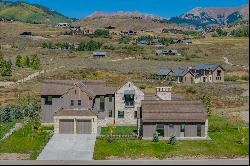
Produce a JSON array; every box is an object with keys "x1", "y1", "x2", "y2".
[
  {"x1": 124, "y1": 89, "x2": 135, "y2": 108},
  {"x1": 45, "y1": 96, "x2": 52, "y2": 105}
]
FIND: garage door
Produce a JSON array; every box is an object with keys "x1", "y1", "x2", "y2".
[
  {"x1": 59, "y1": 119, "x2": 74, "y2": 134},
  {"x1": 76, "y1": 120, "x2": 92, "y2": 134}
]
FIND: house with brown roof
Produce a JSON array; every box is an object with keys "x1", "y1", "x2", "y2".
[
  {"x1": 138, "y1": 100, "x2": 208, "y2": 139},
  {"x1": 41, "y1": 80, "x2": 116, "y2": 133}
]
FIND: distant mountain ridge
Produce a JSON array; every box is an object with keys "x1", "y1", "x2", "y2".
[
  {"x1": 0, "y1": 0, "x2": 72, "y2": 25},
  {"x1": 169, "y1": 4, "x2": 249, "y2": 28},
  {"x1": 86, "y1": 11, "x2": 163, "y2": 20}
]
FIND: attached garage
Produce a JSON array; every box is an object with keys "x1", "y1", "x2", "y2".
[
  {"x1": 54, "y1": 109, "x2": 97, "y2": 134},
  {"x1": 59, "y1": 119, "x2": 74, "y2": 134},
  {"x1": 76, "y1": 120, "x2": 92, "y2": 134}
]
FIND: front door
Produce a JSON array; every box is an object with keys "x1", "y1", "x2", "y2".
[{"x1": 156, "y1": 124, "x2": 164, "y2": 137}]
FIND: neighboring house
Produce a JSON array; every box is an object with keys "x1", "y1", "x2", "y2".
[
  {"x1": 190, "y1": 64, "x2": 225, "y2": 83},
  {"x1": 173, "y1": 39, "x2": 192, "y2": 44},
  {"x1": 83, "y1": 29, "x2": 94, "y2": 35},
  {"x1": 20, "y1": 32, "x2": 32, "y2": 36},
  {"x1": 41, "y1": 80, "x2": 116, "y2": 130},
  {"x1": 120, "y1": 30, "x2": 137, "y2": 36},
  {"x1": 56, "y1": 23, "x2": 70, "y2": 28},
  {"x1": 156, "y1": 67, "x2": 173, "y2": 80},
  {"x1": 70, "y1": 25, "x2": 81, "y2": 31},
  {"x1": 93, "y1": 51, "x2": 107, "y2": 57},
  {"x1": 155, "y1": 49, "x2": 178, "y2": 56},
  {"x1": 173, "y1": 68, "x2": 195, "y2": 85},
  {"x1": 139, "y1": 100, "x2": 208, "y2": 139},
  {"x1": 115, "y1": 81, "x2": 144, "y2": 125}
]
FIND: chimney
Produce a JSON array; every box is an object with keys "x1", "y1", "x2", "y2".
[{"x1": 155, "y1": 87, "x2": 172, "y2": 100}]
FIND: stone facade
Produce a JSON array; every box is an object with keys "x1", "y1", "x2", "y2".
[{"x1": 115, "y1": 81, "x2": 144, "y2": 125}]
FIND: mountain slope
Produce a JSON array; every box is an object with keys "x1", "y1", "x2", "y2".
[
  {"x1": 86, "y1": 11, "x2": 163, "y2": 21},
  {"x1": 0, "y1": 0, "x2": 71, "y2": 25},
  {"x1": 169, "y1": 4, "x2": 249, "y2": 28}
]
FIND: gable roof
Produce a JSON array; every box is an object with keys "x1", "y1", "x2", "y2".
[
  {"x1": 194, "y1": 64, "x2": 224, "y2": 71},
  {"x1": 41, "y1": 80, "x2": 116, "y2": 96},
  {"x1": 156, "y1": 67, "x2": 173, "y2": 76},
  {"x1": 173, "y1": 68, "x2": 194, "y2": 77},
  {"x1": 141, "y1": 100, "x2": 207, "y2": 122}
]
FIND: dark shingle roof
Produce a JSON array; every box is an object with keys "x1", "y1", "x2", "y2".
[
  {"x1": 194, "y1": 64, "x2": 221, "y2": 71},
  {"x1": 156, "y1": 67, "x2": 172, "y2": 76},
  {"x1": 54, "y1": 109, "x2": 96, "y2": 116},
  {"x1": 173, "y1": 68, "x2": 193, "y2": 77},
  {"x1": 141, "y1": 100, "x2": 207, "y2": 122}
]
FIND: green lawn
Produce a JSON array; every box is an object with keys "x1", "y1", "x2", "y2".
[
  {"x1": 101, "y1": 126, "x2": 137, "y2": 135},
  {"x1": 0, "y1": 120, "x2": 17, "y2": 139},
  {"x1": 0, "y1": 124, "x2": 53, "y2": 160},
  {"x1": 94, "y1": 115, "x2": 249, "y2": 160}
]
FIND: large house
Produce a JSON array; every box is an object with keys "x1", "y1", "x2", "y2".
[
  {"x1": 41, "y1": 80, "x2": 208, "y2": 139},
  {"x1": 156, "y1": 64, "x2": 225, "y2": 85}
]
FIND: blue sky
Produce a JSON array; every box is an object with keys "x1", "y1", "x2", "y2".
[{"x1": 8, "y1": 0, "x2": 249, "y2": 19}]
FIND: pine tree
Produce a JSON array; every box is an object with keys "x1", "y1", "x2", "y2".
[
  {"x1": 30, "y1": 54, "x2": 41, "y2": 70},
  {"x1": 25, "y1": 56, "x2": 30, "y2": 67},
  {"x1": 16, "y1": 55, "x2": 25, "y2": 67}
]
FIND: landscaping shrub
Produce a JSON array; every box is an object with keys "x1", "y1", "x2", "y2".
[
  {"x1": 168, "y1": 134, "x2": 176, "y2": 145},
  {"x1": 16, "y1": 55, "x2": 26, "y2": 67},
  {"x1": 185, "y1": 86, "x2": 197, "y2": 94},
  {"x1": 152, "y1": 132, "x2": 159, "y2": 142},
  {"x1": 224, "y1": 75, "x2": 240, "y2": 82},
  {"x1": 201, "y1": 95, "x2": 213, "y2": 116},
  {"x1": 119, "y1": 36, "x2": 131, "y2": 44}
]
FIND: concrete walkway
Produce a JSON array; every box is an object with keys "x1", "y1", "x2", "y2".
[{"x1": 37, "y1": 134, "x2": 96, "y2": 160}]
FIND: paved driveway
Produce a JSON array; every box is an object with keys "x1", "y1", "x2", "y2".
[{"x1": 37, "y1": 134, "x2": 96, "y2": 160}]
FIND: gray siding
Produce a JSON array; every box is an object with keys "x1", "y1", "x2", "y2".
[
  {"x1": 143, "y1": 124, "x2": 156, "y2": 138},
  {"x1": 41, "y1": 97, "x2": 61, "y2": 123},
  {"x1": 143, "y1": 122, "x2": 206, "y2": 138}
]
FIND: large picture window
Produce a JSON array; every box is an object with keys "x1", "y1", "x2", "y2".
[{"x1": 124, "y1": 94, "x2": 134, "y2": 107}]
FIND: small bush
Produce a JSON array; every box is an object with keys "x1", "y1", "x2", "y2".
[
  {"x1": 168, "y1": 134, "x2": 176, "y2": 145},
  {"x1": 185, "y1": 86, "x2": 197, "y2": 94},
  {"x1": 152, "y1": 132, "x2": 159, "y2": 142},
  {"x1": 225, "y1": 75, "x2": 240, "y2": 82}
]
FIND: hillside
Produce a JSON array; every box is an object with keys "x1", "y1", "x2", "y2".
[
  {"x1": 86, "y1": 11, "x2": 163, "y2": 21},
  {"x1": 0, "y1": 0, "x2": 72, "y2": 25},
  {"x1": 78, "y1": 15, "x2": 173, "y2": 31},
  {"x1": 169, "y1": 4, "x2": 249, "y2": 28}
]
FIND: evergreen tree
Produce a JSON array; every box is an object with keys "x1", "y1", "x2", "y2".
[
  {"x1": 30, "y1": 54, "x2": 41, "y2": 70},
  {"x1": 16, "y1": 55, "x2": 26, "y2": 67},
  {"x1": 1, "y1": 59, "x2": 12, "y2": 76},
  {"x1": 2, "y1": 106, "x2": 13, "y2": 122},
  {"x1": 25, "y1": 56, "x2": 30, "y2": 67}
]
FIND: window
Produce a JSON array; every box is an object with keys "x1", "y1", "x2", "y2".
[
  {"x1": 156, "y1": 124, "x2": 164, "y2": 137},
  {"x1": 124, "y1": 94, "x2": 135, "y2": 107},
  {"x1": 118, "y1": 111, "x2": 124, "y2": 118},
  {"x1": 217, "y1": 70, "x2": 221, "y2": 76},
  {"x1": 45, "y1": 96, "x2": 52, "y2": 105},
  {"x1": 70, "y1": 100, "x2": 74, "y2": 106},
  {"x1": 109, "y1": 110, "x2": 112, "y2": 118},
  {"x1": 100, "y1": 96, "x2": 105, "y2": 112},
  {"x1": 78, "y1": 100, "x2": 81, "y2": 106},
  {"x1": 197, "y1": 124, "x2": 201, "y2": 137},
  {"x1": 169, "y1": 124, "x2": 174, "y2": 129},
  {"x1": 180, "y1": 124, "x2": 185, "y2": 137},
  {"x1": 134, "y1": 111, "x2": 137, "y2": 119},
  {"x1": 109, "y1": 95, "x2": 112, "y2": 102}
]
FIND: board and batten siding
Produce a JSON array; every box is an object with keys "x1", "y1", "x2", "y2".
[{"x1": 143, "y1": 122, "x2": 206, "y2": 138}]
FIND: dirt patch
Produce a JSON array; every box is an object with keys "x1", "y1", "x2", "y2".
[{"x1": 0, "y1": 153, "x2": 30, "y2": 160}]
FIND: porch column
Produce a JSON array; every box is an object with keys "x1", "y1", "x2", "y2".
[
  {"x1": 74, "y1": 118, "x2": 77, "y2": 134},
  {"x1": 205, "y1": 119, "x2": 208, "y2": 138}
]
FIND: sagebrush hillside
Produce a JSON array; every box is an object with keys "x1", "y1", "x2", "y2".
[
  {"x1": 0, "y1": 0, "x2": 72, "y2": 25},
  {"x1": 77, "y1": 16, "x2": 174, "y2": 31}
]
